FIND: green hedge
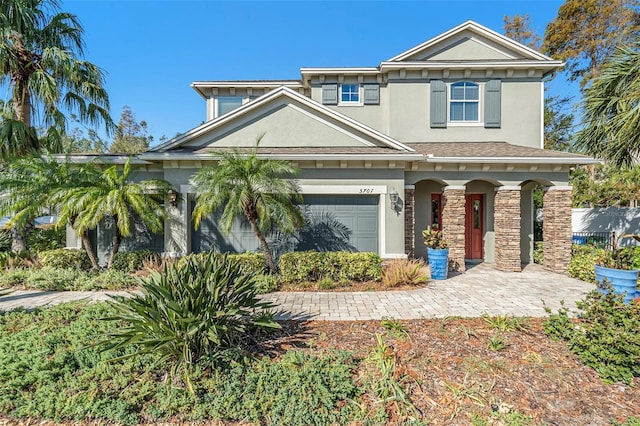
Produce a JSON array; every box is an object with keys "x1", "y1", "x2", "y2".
[
  {"x1": 178, "y1": 252, "x2": 266, "y2": 275},
  {"x1": 279, "y1": 251, "x2": 382, "y2": 283},
  {"x1": 0, "y1": 267, "x2": 137, "y2": 291},
  {"x1": 38, "y1": 249, "x2": 92, "y2": 271},
  {"x1": 111, "y1": 250, "x2": 159, "y2": 273}
]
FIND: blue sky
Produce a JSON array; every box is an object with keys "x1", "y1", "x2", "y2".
[{"x1": 60, "y1": 0, "x2": 570, "y2": 144}]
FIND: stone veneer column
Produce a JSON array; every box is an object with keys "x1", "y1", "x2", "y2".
[
  {"x1": 494, "y1": 186, "x2": 522, "y2": 272},
  {"x1": 543, "y1": 186, "x2": 573, "y2": 273},
  {"x1": 404, "y1": 185, "x2": 415, "y2": 259},
  {"x1": 442, "y1": 186, "x2": 466, "y2": 272}
]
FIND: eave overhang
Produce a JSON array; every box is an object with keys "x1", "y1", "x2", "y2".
[{"x1": 191, "y1": 80, "x2": 303, "y2": 99}]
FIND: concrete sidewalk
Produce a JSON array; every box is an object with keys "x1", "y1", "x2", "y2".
[{"x1": 0, "y1": 263, "x2": 592, "y2": 319}]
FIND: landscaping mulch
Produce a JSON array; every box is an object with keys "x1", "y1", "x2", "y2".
[{"x1": 265, "y1": 318, "x2": 639, "y2": 425}]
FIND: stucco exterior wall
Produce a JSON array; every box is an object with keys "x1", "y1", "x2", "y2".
[{"x1": 161, "y1": 166, "x2": 406, "y2": 258}]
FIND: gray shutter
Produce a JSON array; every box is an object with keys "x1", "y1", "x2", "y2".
[
  {"x1": 484, "y1": 79, "x2": 501, "y2": 128},
  {"x1": 430, "y1": 80, "x2": 447, "y2": 128},
  {"x1": 363, "y1": 84, "x2": 380, "y2": 105},
  {"x1": 322, "y1": 84, "x2": 338, "y2": 105}
]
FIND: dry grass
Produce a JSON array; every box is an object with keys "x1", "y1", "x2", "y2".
[{"x1": 381, "y1": 259, "x2": 430, "y2": 288}]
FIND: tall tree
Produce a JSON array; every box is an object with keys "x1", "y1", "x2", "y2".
[
  {"x1": 62, "y1": 158, "x2": 172, "y2": 268},
  {"x1": 574, "y1": 44, "x2": 640, "y2": 167},
  {"x1": 109, "y1": 106, "x2": 153, "y2": 154},
  {"x1": 191, "y1": 144, "x2": 303, "y2": 274},
  {"x1": 504, "y1": 14, "x2": 575, "y2": 152},
  {"x1": 543, "y1": 0, "x2": 640, "y2": 87},
  {"x1": 504, "y1": 14, "x2": 541, "y2": 50},
  {"x1": 0, "y1": 0, "x2": 113, "y2": 251}
]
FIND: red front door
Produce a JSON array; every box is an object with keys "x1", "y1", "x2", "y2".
[{"x1": 465, "y1": 194, "x2": 483, "y2": 260}]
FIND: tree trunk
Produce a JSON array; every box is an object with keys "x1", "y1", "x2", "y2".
[
  {"x1": 10, "y1": 223, "x2": 31, "y2": 253},
  {"x1": 107, "y1": 228, "x2": 122, "y2": 269},
  {"x1": 247, "y1": 216, "x2": 277, "y2": 274},
  {"x1": 80, "y1": 232, "x2": 101, "y2": 270}
]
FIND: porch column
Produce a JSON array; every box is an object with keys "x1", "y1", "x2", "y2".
[
  {"x1": 404, "y1": 185, "x2": 415, "y2": 259},
  {"x1": 442, "y1": 186, "x2": 466, "y2": 272},
  {"x1": 543, "y1": 186, "x2": 573, "y2": 273},
  {"x1": 494, "y1": 186, "x2": 522, "y2": 272}
]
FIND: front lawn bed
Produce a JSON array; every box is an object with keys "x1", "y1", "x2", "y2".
[{"x1": 0, "y1": 303, "x2": 638, "y2": 425}]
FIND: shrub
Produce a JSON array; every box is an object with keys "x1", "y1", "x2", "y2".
[
  {"x1": 533, "y1": 241, "x2": 543, "y2": 264},
  {"x1": 23, "y1": 267, "x2": 91, "y2": 291},
  {"x1": 0, "y1": 268, "x2": 30, "y2": 288},
  {"x1": 381, "y1": 259, "x2": 429, "y2": 288},
  {"x1": 101, "y1": 253, "x2": 281, "y2": 391},
  {"x1": 279, "y1": 251, "x2": 382, "y2": 283},
  {"x1": 84, "y1": 269, "x2": 138, "y2": 290},
  {"x1": 317, "y1": 276, "x2": 336, "y2": 290},
  {"x1": 0, "y1": 230, "x2": 10, "y2": 252},
  {"x1": 544, "y1": 282, "x2": 640, "y2": 384},
  {"x1": 253, "y1": 273, "x2": 279, "y2": 294},
  {"x1": 27, "y1": 227, "x2": 65, "y2": 252},
  {"x1": 111, "y1": 250, "x2": 158, "y2": 273},
  {"x1": 39, "y1": 248, "x2": 91, "y2": 271},
  {"x1": 178, "y1": 251, "x2": 266, "y2": 275},
  {"x1": 567, "y1": 244, "x2": 604, "y2": 283}
]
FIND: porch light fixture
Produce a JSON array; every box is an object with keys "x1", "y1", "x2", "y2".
[
  {"x1": 167, "y1": 188, "x2": 179, "y2": 207},
  {"x1": 389, "y1": 189, "x2": 403, "y2": 215},
  {"x1": 389, "y1": 189, "x2": 399, "y2": 204}
]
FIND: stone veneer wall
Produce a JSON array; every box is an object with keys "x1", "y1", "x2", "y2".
[
  {"x1": 404, "y1": 187, "x2": 415, "y2": 259},
  {"x1": 442, "y1": 187, "x2": 466, "y2": 272},
  {"x1": 543, "y1": 187, "x2": 573, "y2": 273},
  {"x1": 494, "y1": 188, "x2": 522, "y2": 272}
]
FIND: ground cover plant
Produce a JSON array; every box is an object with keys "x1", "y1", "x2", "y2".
[
  {"x1": 544, "y1": 282, "x2": 640, "y2": 384},
  {"x1": 0, "y1": 300, "x2": 638, "y2": 425}
]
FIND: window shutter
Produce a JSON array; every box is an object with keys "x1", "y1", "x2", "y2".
[
  {"x1": 430, "y1": 80, "x2": 447, "y2": 128},
  {"x1": 322, "y1": 84, "x2": 338, "y2": 105},
  {"x1": 363, "y1": 84, "x2": 380, "y2": 105},
  {"x1": 484, "y1": 79, "x2": 501, "y2": 128}
]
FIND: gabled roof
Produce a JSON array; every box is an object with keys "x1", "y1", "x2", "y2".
[
  {"x1": 388, "y1": 20, "x2": 553, "y2": 63},
  {"x1": 150, "y1": 86, "x2": 416, "y2": 154}
]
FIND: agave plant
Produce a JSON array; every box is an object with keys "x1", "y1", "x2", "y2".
[{"x1": 100, "y1": 252, "x2": 281, "y2": 392}]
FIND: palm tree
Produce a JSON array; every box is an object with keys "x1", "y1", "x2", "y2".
[
  {"x1": 62, "y1": 158, "x2": 172, "y2": 268},
  {"x1": 192, "y1": 145, "x2": 303, "y2": 274},
  {"x1": 574, "y1": 44, "x2": 640, "y2": 167},
  {"x1": 1, "y1": 0, "x2": 113, "y2": 251},
  {"x1": 0, "y1": 154, "x2": 103, "y2": 267}
]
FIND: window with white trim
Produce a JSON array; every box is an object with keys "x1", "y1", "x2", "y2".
[
  {"x1": 340, "y1": 84, "x2": 361, "y2": 104},
  {"x1": 449, "y1": 81, "x2": 479, "y2": 122},
  {"x1": 217, "y1": 96, "x2": 243, "y2": 117}
]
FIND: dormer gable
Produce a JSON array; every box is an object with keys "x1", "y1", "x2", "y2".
[{"x1": 387, "y1": 20, "x2": 553, "y2": 63}]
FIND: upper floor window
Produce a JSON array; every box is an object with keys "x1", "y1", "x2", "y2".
[
  {"x1": 217, "y1": 96, "x2": 243, "y2": 117},
  {"x1": 340, "y1": 84, "x2": 360, "y2": 104},
  {"x1": 449, "y1": 81, "x2": 479, "y2": 122}
]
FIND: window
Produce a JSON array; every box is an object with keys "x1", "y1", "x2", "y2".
[
  {"x1": 449, "y1": 81, "x2": 479, "y2": 122},
  {"x1": 217, "y1": 96, "x2": 243, "y2": 117},
  {"x1": 431, "y1": 193, "x2": 442, "y2": 230},
  {"x1": 340, "y1": 84, "x2": 360, "y2": 104}
]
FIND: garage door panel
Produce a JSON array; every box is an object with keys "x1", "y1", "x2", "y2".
[{"x1": 192, "y1": 195, "x2": 379, "y2": 254}]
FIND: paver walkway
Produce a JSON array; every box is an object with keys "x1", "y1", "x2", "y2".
[{"x1": 0, "y1": 263, "x2": 592, "y2": 319}]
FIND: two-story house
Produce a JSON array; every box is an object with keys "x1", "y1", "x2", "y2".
[{"x1": 73, "y1": 21, "x2": 597, "y2": 273}]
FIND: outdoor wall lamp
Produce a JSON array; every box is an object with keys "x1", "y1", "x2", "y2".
[
  {"x1": 389, "y1": 189, "x2": 403, "y2": 215},
  {"x1": 167, "y1": 189, "x2": 179, "y2": 207}
]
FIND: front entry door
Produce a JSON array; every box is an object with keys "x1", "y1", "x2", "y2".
[{"x1": 465, "y1": 194, "x2": 484, "y2": 260}]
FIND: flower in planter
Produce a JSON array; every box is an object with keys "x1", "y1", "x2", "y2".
[
  {"x1": 595, "y1": 234, "x2": 640, "y2": 270},
  {"x1": 422, "y1": 226, "x2": 449, "y2": 250}
]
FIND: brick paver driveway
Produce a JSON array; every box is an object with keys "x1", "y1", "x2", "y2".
[{"x1": 0, "y1": 263, "x2": 592, "y2": 319}]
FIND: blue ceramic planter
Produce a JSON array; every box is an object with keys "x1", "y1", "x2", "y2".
[
  {"x1": 594, "y1": 265, "x2": 639, "y2": 304},
  {"x1": 427, "y1": 247, "x2": 449, "y2": 280}
]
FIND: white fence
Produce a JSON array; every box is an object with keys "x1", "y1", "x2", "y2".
[{"x1": 572, "y1": 207, "x2": 640, "y2": 246}]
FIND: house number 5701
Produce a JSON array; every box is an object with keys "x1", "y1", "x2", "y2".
[{"x1": 359, "y1": 188, "x2": 374, "y2": 194}]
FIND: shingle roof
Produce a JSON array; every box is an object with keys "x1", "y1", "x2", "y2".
[
  {"x1": 191, "y1": 146, "x2": 408, "y2": 155},
  {"x1": 407, "y1": 142, "x2": 593, "y2": 159}
]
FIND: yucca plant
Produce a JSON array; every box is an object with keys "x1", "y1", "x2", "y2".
[{"x1": 101, "y1": 252, "x2": 281, "y2": 392}]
